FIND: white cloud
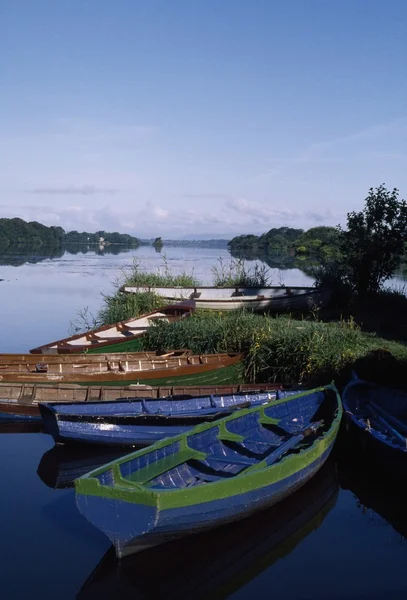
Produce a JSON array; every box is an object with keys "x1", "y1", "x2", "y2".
[{"x1": 28, "y1": 185, "x2": 116, "y2": 196}]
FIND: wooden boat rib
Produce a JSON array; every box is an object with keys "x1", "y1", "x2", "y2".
[
  {"x1": 76, "y1": 460, "x2": 338, "y2": 600},
  {"x1": 342, "y1": 373, "x2": 407, "y2": 477},
  {"x1": 0, "y1": 382, "x2": 281, "y2": 418},
  {"x1": 75, "y1": 384, "x2": 342, "y2": 558},
  {"x1": 39, "y1": 389, "x2": 283, "y2": 446},
  {"x1": 0, "y1": 352, "x2": 244, "y2": 387},
  {"x1": 29, "y1": 301, "x2": 195, "y2": 354},
  {"x1": 120, "y1": 285, "x2": 331, "y2": 313}
]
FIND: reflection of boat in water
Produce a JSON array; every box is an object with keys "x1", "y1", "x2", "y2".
[
  {"x1": 76, "y1": 460, "x2": 338, "y2": 600},
  {"x1": 338, "y1": 457, "x2": 407, "y2": 540},
  {"x1": 37, "y1": 445, "x2": 130, "y2": 489},
  {"x1": 0, "y1": 419, "x2": 43, "y2": 434}
]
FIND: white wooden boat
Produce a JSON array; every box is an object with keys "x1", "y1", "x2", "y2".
[
  {"x1": 29, "y1": 302, "x2": 194, "y2": 354},
  {"x1": 119, "y1": 285, "x2": 331, "y2": 312}
]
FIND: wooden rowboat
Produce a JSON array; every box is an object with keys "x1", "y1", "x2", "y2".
[
  {"x1": 342, "y1": 373, "x2": 407, "y2": 479},
  {"x1": 0, "y1": 349, "x2": 190, "y2": 364},
  {"x1": 29, "y1": 301, "x2": 195, "y2": 354},
  {"x1": 0, "y1": 381, "x2": 281, "y2": 419},
  {"x1": 39, "y1": 389, "x2": 282, "y2": 446},
  {"x1": 76, "y1": 460, "x2": 338, "y2": 600},
  {"x1": 0, "y1": 352, "x2": 244, "y2": 387},
  {"x1": 75, "y1": 384, "x2": 342, "y2": 558},
  {"x1": 120, "y1": 285, "x2": 331, "y2": 313}
]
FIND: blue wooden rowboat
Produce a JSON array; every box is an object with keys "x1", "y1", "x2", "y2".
[
  {"x1": 77, "y1": 460, "x2": 338, "y2": 599},
  {"x1": 75, "y1": 383, "x2": 342, "y2": 558},
  {"x1": 39, "y1": 390, "x2": 282, "y2": 446},
  {"x1": 342, "y1": 373, "x2": 407, "y2": 478}
]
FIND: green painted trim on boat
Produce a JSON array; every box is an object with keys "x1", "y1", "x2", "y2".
[
  {"x1": 75, "y1": 384, "x2": 342, "y2": 510},
  {"x1": 217, "y1": 421, "x2": 245, "y2": 442}
]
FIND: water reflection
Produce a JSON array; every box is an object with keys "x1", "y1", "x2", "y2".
[
  {"x1": 0, "y1": 420, "x2": 43, "y2": 434},
  {"x1": 0, "y1": 243, "x2": 134, "y2": 266},
  {"x1": 37, "y1": 444, "x2": 130, "y2": 489},
  {"x1": 338, "y1": 458, "x2": 407, "y2": 540},
  {"x1": 76, "y1": 460, "x2": 338, "y2": 600}
]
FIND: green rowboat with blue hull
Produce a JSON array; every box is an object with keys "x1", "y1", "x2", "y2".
[{"x1": 75, "y1": 383, "x2": 342, "y2": 558}]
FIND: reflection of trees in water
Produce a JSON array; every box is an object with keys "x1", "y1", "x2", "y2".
[
  {"x1": 229, "y1": 248, "x2": 320, "y2": 274},
  {"x1": 0, "y1": 245, "x2": 65, "y2": 266},
  {"x1": 0, "y1": 243, "x2": 133, "y2": 266}
]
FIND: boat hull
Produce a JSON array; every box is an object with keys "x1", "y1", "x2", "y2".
[
  {"x1": 76, "y1": 443, "x2": 336, "y2": 558},
  {"x1": 0, "y1": 354, "x2": 244, "y2": 387},
  {"x1": 39, "y1": 390, "x2": 279, "y2": 446},
  {"x1": 120, "y1": 285, "x2": 331, "y2": 313},
  {"x1": 76, "y1": 461, "x2": 338, "y2": 600},
  {"x1": 342, "y1": 376, "x2": 407, "y2": 481},
  {"x1": 0, "y1": 381, "x2": 280, "y2": 418}
]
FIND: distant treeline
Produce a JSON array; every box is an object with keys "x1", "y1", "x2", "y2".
[
  {"x1": 0, "y1": 218, "x2": 140, "y2": 249},
  {"x1": 228, "y1": 226, "x2": 340, "y2": 259}
]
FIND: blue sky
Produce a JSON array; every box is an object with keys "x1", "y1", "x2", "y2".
[{"x1": 1, "y1": 0, "x2": 406, "y2": 238}]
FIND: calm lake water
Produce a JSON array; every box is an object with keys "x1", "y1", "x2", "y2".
[{"x1": 1, "y1": 246, "x2": 407, "y2": 599}]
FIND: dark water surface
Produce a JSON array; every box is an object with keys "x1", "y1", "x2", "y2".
[{"x1": 1, "y1": 247, "x2": 407, "y2": 599}]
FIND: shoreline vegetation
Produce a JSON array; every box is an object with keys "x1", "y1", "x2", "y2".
[
  {"x1": 71, "y1": 185, "x2": 407, "y2": 390},
  {"x1": 71, "y1": 255, "x2": 407, "y2": 391}
]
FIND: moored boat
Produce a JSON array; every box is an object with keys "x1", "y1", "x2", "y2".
[
  {"x1": 120, "y1": 284, "x2": 331, "y2": 313},
  {"x1": 76, "y1": 460, "x2": 338, "y2": 600},
  {"x1": 39, "y1": 389, "x2": 283, "y2": 446},
  {"x1": 0, "y1": 351, "x2": 244, "y2": 387},
  {"x1": 0, "y1": 381, "x2": 281, "y2": 418},
  {"x1": 342, "y1": 373, "x2": 407, "y2": 479},
  {"x1": 75, "y1": 383, "x2": 342, "y2": 558},
  {"x1": 29, "y1": 301, "x2": 195, "y2": 354}
]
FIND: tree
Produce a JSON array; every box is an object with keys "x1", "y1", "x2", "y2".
[
  {"x1": 340, "y1": 184, "x2": 407, "y2": 294},
  {"x1": 152, "y1": 237, "x2": 164, "y2": 252}
]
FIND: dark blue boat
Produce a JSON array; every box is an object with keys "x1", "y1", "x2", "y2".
[
  {"x1": 39, "y1": 390, "x2": 280, "y2": 446},
  {"x1": 75, "y1": 384, "x2": 342, "y2": 558},
  {"x1": 342, "y1": 373, "x2": 407, "y2": 478}
]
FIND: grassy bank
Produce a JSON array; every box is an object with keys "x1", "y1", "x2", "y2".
[{"x1": 140, "y1": 311, "x2": 407, "y2": 387}]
